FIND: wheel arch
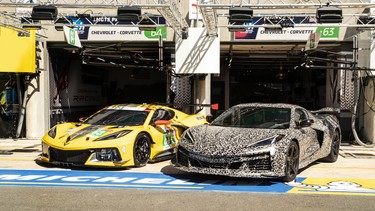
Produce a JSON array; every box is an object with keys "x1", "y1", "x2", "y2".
[
  {"x1": 290, "y1": 138, "x2": 301, "y2": 162},
  {"x1": 291, "y1": 138, "x2": 300, "y2": 149},
  {"x1": 138, "y1": 131, "x2": 155, "y2": 144},
  {"x1": 335, "y1": 128, "x2": 342, "y2": 141}
]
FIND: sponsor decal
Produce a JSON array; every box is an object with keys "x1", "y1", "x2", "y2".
[
  {"x1": 1, "y1": 170, "x2": 373, "y2": 195},
  {"x1": 160, "y1": 125, "x2": 177, "y2": 150},
  {"x1": 0, "y1": 169, "x2": 291, "y2": 193},
  {"x1": 195, "y1": 116, "x2": 205, "y2": 120},
  {"x1": 287, "y1": 178, "x2": 375, "y2": 196},
  {"x1": 189, "y1": 0, "x2": 202, "y2": 20}
]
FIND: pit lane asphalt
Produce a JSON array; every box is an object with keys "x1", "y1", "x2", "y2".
[
  {"x1": 0, "y1": 138, "x2": 375, "y2": 195},
  {"x1": 1, "y1": 138, "x2": 375, "y2": 211},
  {"x1": 1, "y1": 138, "x2": 374, "y2": 177}
]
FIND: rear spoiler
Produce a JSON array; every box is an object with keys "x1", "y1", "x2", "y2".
[{"x1": 310, "y1": 107, "x2": 340, "y2": 115}]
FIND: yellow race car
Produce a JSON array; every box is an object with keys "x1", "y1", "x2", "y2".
[{"x1": 38, "y1": 103, "x2": 208, "y2": 168}]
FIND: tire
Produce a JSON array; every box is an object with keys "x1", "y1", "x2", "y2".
[
  {"x1": 320, "y1": 131, "x2": 340, "y2": 163},
  {"x1": 281, "y1": 141, "x2": 300, "y2": 182},
  {"x1": 133, "y1": 133, "x2": 151, "y2": 167}
]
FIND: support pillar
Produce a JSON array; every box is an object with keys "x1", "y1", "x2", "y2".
[
  {"x1": 25, "y1": 40, "x2": 50, "y2": 139},
  {"x1": 363, "y1": 79, "x2": 375, "y2": 144},
  {"x1": 195, "y1": 74, "x2": 211, "y2": 115},
  {"x1": 358, "y1": 30, "x2": 375, "y2": 144}
]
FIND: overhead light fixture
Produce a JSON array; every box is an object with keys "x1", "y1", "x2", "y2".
[
  {"x1": 31, "y1": 5, "x2": 58, "y2": 21},
  {"x1": 228, "y1": 7, "x2": 253, "y2": 24},
  {"x1": 228, "y1": 25, "x2": 247, "y2": 32},
  {"x1": 117, "y1": 6, "x2": 141, "y2": 23},
  {"x1": 76, "y1": 13, "x2": 91, "y2": 19},
  {"x1": 263, "y1": 16, "x2": 282, "y2": 30},
  {"x1": 265, "y1": 16, "x2": 281, "y2": 25},
  {"x1": 228, "y1": 7, "x2": 253, "y2": 32},
  {"x1": 54, "y1": 17, "x2": 73, "y2": 31},
  {"x1": 280, "y1": 22, "x2": 294, "y2": 28},
  {"x1": 181, "y1": 27, "x2": 188, "y2": 39},
  {"x1": 316, "y1": 6, "x2": 343, "y2": 23},
  {"x1": 357, "y1": 16, "x2": 375, "y2": 24},
  {"x1": 21, "y1": 17, "x2": 41, "y2": 29}
]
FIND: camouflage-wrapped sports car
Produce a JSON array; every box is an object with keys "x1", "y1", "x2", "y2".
[
  {"x1": 39, "y1": 104, "x2": 208, "y2": 168},
  {"x1": 172, "y1": 103, "x2": 341, "y2": 182}
]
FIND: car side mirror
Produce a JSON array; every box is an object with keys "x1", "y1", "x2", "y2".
[
  {"x1": 206, "y1": 115, "x2": 214, "y2": 123},
  {"x1": 299, "y1": 119, "x2": 314, "y2": 128}
]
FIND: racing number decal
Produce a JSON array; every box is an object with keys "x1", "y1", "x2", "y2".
[{"x1": 90, "y1": 129, "x2": 107, "y2": 137}]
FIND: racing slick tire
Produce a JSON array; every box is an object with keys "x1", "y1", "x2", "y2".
[
  {"x1": 133, "y1": 133, "x2": 151, "y2": 167},
  {"x1": 320, "y1": 130, "x2": 340, "y2": 163},
  {"x1": 281, "y1": 141, "x2": 300, "y2": 182}
]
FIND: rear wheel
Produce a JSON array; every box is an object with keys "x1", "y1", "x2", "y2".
[
  {"x1": 133, "y1": 133, "x2": 151, "y2": 167},
  {"x1": 281, "y1": 141, "x2": 299, "y2": 182},
  {"x1": 321, "y1": 131, "x2": 340, "y2": 162}
]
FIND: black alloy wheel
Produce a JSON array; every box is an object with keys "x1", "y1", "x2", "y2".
[
  {"x1": 282, "y1": 141, "x2": 300, "y2": 182},
  {"x1": 321, "y1": 131, "x2": 340, "y2": 162},
  {"x1": 133, "y1": 133, "x2": 151, "y2": 167}
]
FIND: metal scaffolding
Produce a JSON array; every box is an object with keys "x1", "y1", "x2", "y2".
[
  {"x1": 1, "y1": 0, "x2": 375, "y2": 36},
  {"x1": 197, "y1": 0, "x2": 375, "y2": 36},
  {"x1": 0, "y1": 0, "x2": 189, "y2": 37}
]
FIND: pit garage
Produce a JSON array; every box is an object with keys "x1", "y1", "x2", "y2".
[{"x1": 1, "y1": 0, "x2": 375, "y2": 146}]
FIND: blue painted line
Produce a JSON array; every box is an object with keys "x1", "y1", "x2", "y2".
[{"x1": 0, "y1": 169, "x2": 298, "y2": 193}]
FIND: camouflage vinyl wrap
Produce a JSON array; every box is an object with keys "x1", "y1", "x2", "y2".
[{"x1": 173, "y1": 103, "x2": 341, "y2": 179}]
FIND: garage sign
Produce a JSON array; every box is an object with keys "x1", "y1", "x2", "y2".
[
  {"x1": 235, "y1": 17, "x2": 340, "y2": 41},
  {"x1": 63, "y1": 26, "x2": 82, "y2": 48},
  {"x1": 85, "y1": 26, "x2": 166, "y2": 41},
  {"x1": 67, "y1": 16, "x2": 167, "y2": 41}
]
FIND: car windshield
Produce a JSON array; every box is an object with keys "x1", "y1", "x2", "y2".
[
  {"x1": 84, "y1": 109, "x2": 148, "y2": 126},
  {"x1": 211, "y1": 107, "x2": 291, "y2": 129}
]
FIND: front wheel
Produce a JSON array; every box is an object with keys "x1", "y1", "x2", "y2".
[
  {"x1": 281, "y1": 141, "x2": 300, "y2": 182},
  {"x1": 133, "y1": 133, "x2": 151, "y2": 167}
]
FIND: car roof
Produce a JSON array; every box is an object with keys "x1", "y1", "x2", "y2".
[
  {"x1": 105, "y1": 103, "x2": 174, "y2": 111},
  {"x1": 233, "y1": 103, "x2": 303, "y2": 110}
]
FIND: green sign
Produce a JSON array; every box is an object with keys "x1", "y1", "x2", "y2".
[
  {"x1": 316, "y1": 26, "x2": 339, "y2": 38},
  {"x1": 144, "y1": 26, "x2": 167, "y2": 39},
  {"x1": 69, "y1": 28, "x2": 75, "y2": 45},
  {"x1": 63, "y1": 26, "x2": 82, "y2": 48}
]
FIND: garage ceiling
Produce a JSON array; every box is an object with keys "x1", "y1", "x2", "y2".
[
  {"x1": 48, "y1": 37, "x2": 351, "y2": 76},
  {"x1": 221, "y1": 41, "x2": 347, "y2": 73}
]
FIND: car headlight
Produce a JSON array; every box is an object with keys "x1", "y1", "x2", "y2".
[
  {"x1": 94, "y1": 130, "x2": 132, "y2": 141},
  {"x1": 251, "y1": 135, "x2": 285, "y2": 147},
  {"x1": 95, "y1": 148, "x2": 121, "y2": 161},
  {"x1": 41, "y1": 142, "x2": 49, "y2": 156},
  {"x1": 182, "y1": 130, "x2": 195, "y2": 144},
  {"x1": 47, "y1": 126, "x2": 57, "y2": 139}
]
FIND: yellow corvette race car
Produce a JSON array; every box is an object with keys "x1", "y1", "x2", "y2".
[{"x1": 38, "y1": 103, "x2": 208, "y2": 168}]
